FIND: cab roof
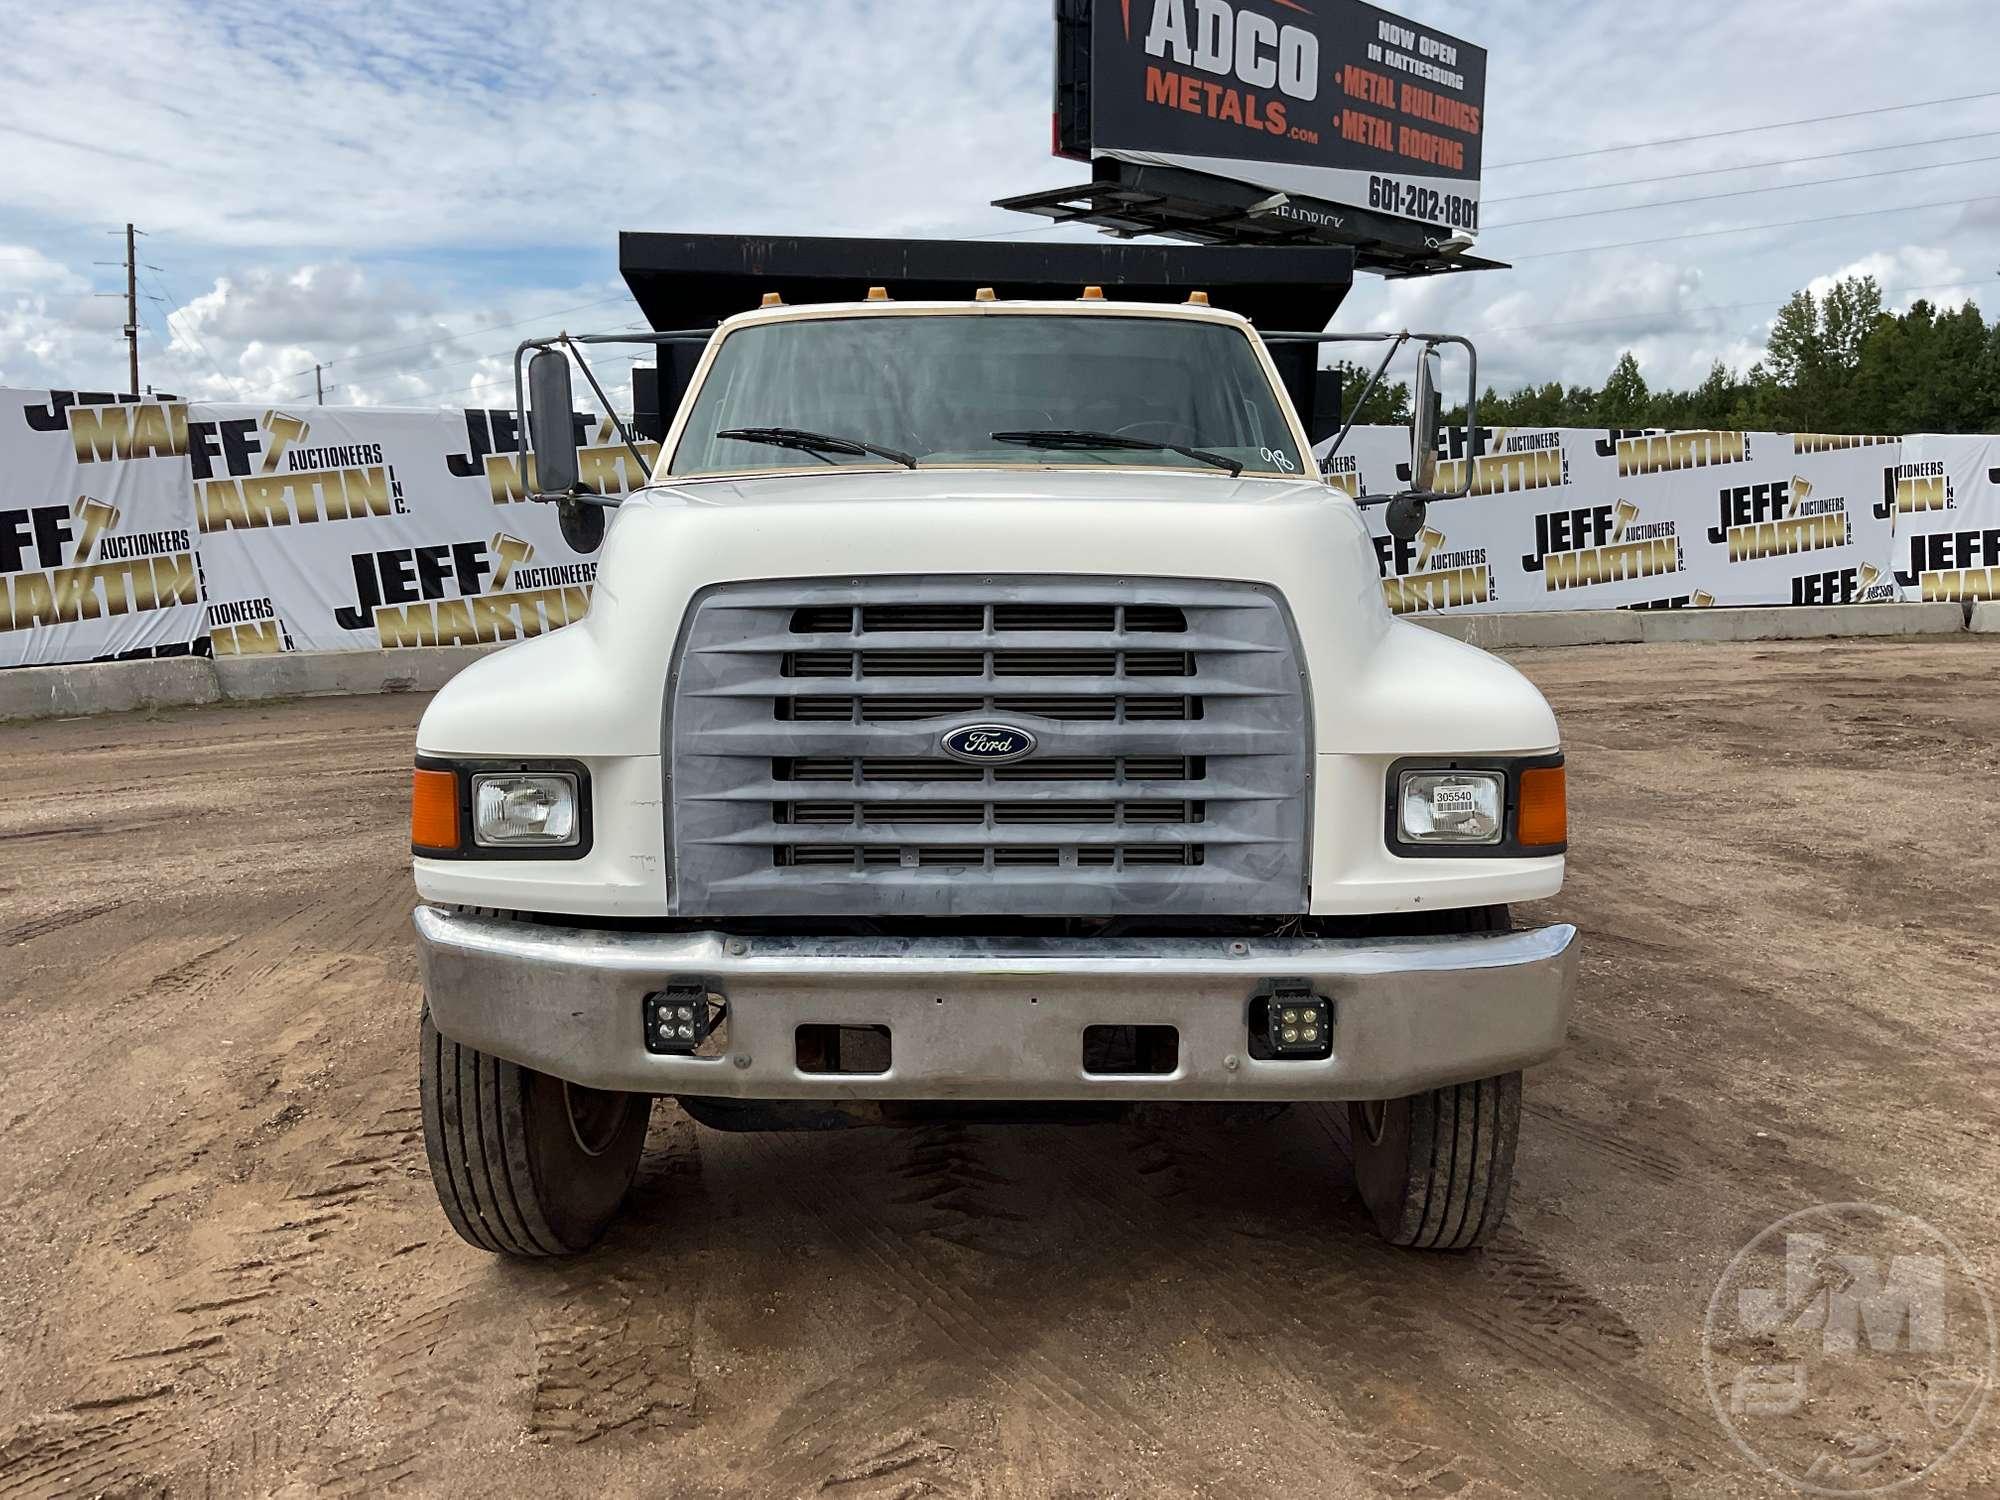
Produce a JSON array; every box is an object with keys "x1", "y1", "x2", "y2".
[{"x1": 711, "y1": 295, "x2": 1256, "y2": 335}]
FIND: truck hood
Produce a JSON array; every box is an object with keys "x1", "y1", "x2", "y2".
[{"x1": 418, "y1": 467, "x2": 1558, "y2": 759}]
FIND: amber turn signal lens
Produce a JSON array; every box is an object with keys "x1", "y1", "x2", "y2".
[
  {"x1": 411, "y1": 767, "x2": 460, "y2": 852},
  {"x1": 1516, "y1": 765, "x2": 1567, "y2": 849}
]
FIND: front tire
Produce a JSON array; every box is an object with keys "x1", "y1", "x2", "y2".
[
  {"x1": 1348, "y1": 1071, "x2": 1521, "y2": 1250},
  {"x1": 420, "y1": 1004, "x2": 651, "y2": 1256}
]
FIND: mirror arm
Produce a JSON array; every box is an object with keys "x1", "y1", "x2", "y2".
[
  {"x1": 513, "y1": 331, "x2": 672, "y2": 505},
  {"x1": 558, "y1": 334, "x2": 653, "y2": 475},
  {"x1": 1321, "y1": 332, "x2": 1407, "y2": 466},
  {"x1": 1430, "y1": 334, "x2": 1480, "y2": 501}
]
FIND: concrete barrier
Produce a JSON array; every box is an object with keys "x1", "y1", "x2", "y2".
[
  {"x1": 2, "y1": 645, "x2": 500, "y2": 724},
  {"x1": 1631, "y1": 602, "x2": 1964, "y2": 643},
  {"x1": 1415, "y1": 611, "x2": 1643, "y2": 648},
  {"x1": 212, "y1": 645, "x2": 502, "y2": 702},
  {"x1": 1970, "y1": 601, "x2": 2000, "y2": 634},
  {"x1": 0, "y1": 655, "x2": 220, "y2": 723}
]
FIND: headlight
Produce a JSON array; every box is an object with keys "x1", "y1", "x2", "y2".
[
  {"x1": 472, "y1": 772, "x2": 579, "y2": 848},
  {"x1": 1397, "y1": 770, "x2": 1503, "y2": 845}
]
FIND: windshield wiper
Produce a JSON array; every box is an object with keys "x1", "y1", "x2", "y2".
[
  {"x1": 989, "y1": 428, "x2": 1245, "y2": 477},
  {"x1": 715, "y1": 426, "x2": 918, "y2": 469}
]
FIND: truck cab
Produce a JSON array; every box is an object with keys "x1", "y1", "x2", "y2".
[{"x1": 409, "y1": 290, "x2": 1576, "y2": 1258}]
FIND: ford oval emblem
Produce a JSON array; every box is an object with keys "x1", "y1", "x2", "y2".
[{"x1": 940, "y1": 723, "x2": 1038, "y2": 765}]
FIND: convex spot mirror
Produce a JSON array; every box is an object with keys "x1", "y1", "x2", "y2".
[
  {"x1": 1385, "y1": 494, "x2": 1429, "y2": 543},
  {"x1": 558, "y1": 495, "x2": 605, "y2": 554},
  {"x1": 527, "y1": 348, "x2": 581, "y2": 497},
  {"x1": 1409, "y1": 346, "x2": 1442, "y2": 494}
]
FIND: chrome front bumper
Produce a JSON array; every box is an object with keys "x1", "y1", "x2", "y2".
[{"x1": 414, "y1": 906, "x2": 1578, "y2": 1102}]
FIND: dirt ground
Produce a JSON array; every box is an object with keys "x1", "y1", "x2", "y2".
[{"x1": 2, "y1": 638, "x2": 1997, "y2": 1499}]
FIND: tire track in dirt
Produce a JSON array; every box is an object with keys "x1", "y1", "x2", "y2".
[
  {"x1": 727, "y1": 1126, "x2": 1331, "y2": 1500},
  {"x1": 2, "y1": 899, "x2": 128, "y2": 948},
  {"x1": 707, "y1": 1122, "x2": 1056, "y2": 1499},
  {"x1": 1293, "y1": 1104, "x2": 1734, "y2": 1486},
  {"x1": 525, "y1": 1268, "x2": 699, "y2": 1444},
  {"x1": 890, "y1": 1119, "x2": 1034, "y2": 1261},
  {"x1": 0, "y1": 1394, "x2": 188, "y2": 1500},
  {"x1": 1030, "y1": 1112, "x2": 1559, "y2": 1498}
]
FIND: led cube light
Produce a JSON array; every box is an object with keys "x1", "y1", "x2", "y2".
[
  {"x1": 1261, "y1": 986, "x2": 1332, "y2": 1058},
  {"x1": 1398, "y1": 770, "x2": 1503, "y2": 846},
  {"x1": 644, "y1": 985, "x2": 717, "y2": 1054}
]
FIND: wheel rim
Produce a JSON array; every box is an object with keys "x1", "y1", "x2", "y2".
[
  {"x1": 1358, "y1": 1099, "x2": 1389, "y2": 1146},
  {"x1": 562, "y1": 1080, "x2": 630, "y2": 1158}
]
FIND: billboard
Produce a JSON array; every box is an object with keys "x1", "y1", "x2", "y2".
[{"x1": 1064, "y1": 0, "x2": 1487, "y2": 239}]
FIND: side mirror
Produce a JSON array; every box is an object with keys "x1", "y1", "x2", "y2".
[
  {"x1": 527, "y1": 348, "x2": 580, "y2": 496},
  {"x1": 1409, "y1": 346, "x2": 1442, "y2": 494}
]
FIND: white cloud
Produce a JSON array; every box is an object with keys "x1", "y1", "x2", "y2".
[
  {"x1": 0, "y1": 255, "x2": 639, "y2": 409},
  {"x1": 1806, "y1": 246, "x2": 1974, "y2": 310}
]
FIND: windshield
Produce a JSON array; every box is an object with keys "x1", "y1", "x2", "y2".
[{"x1": 669, "y1": 313, "x2": 1303, "y2": 478}]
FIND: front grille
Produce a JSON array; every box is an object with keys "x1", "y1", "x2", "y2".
[{"x1": 667, "y1": 579, "x2": 1309, "y2": 917}]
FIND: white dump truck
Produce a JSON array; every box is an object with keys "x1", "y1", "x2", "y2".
[{"x1": 409, "y1": 286, "x2": 1575, "y2": 1257}]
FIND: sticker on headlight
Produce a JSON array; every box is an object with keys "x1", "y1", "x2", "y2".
[{"x1": 1431, "y1": 784, "x2": 1478, "y2": 815}]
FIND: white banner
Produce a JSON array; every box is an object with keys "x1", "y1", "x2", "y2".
[
  {"x1": 1325, "y1": 426, "x2": 1907, "y2": 615},
  {"x1": 4, "y1": 390, "x2": 1994, "y2": 669},
  {"x1": 190, "y1": 403, "x2": 655, "y2": 655},
  {"x1": 1887, "y1": 434, "x2": 2000, "y2": 603},
  {"x1": 0, "y1": 391, "x2": 205, "y2": 667}
]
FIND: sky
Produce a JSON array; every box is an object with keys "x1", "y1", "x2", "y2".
[{"x1": 2, "y1": 0, "x2": 1996, "y2": 412}]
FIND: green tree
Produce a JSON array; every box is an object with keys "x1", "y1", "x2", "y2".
[
  {"x1": 1329, "y1": 359, "x2": 1410, "y2": 425},
  {"x1": 1593, "y1": 351, "x2": 1650, "y2": 425},
  {"x1": 1428, "y1": 289, "x2": 1995, "y2": 436},
  {"x1": 1686, "y1": 361, "x2": 1742, "y2": 428}
]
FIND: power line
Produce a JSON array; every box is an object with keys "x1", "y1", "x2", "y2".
[
  {"x1": 421, "y1": 344, "x2": 646, "y2": 408},
  {"x1": 272, "y1": 293, "x2": 634, "y2": 385},
  {"x1": 1485, "y1": 152, "x2": 2000, "y2": 230},
  {"x1": 1502, "y1": 193, "x2": 2000, "y2": 260},
  {"x1": 140, "y1": 272, "x2": 233, "y2": 391},
  {"x1": 1485, "y1": 129, "x2": 2000, "y2": 204},
  {"x1": 1487, "y1": 89, "x2": 2000, "y2": 169},
  {"x1": 267, "y1": 316, "x2": 648, "y2": 402},
  {"x1": 965, "y1": 220, "x2": 1075, "y2": 241}
]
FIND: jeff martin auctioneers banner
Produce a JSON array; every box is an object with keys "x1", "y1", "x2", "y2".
[
  {"x1": 1325, "y1": 426, "x2": 2000, "y2": 617},
  {"x1": 0, "y1": 391, "x2": 651, "y2": 668},
  {"x1": 3, "y1": 386, "x2": 1996, "y2": 668}
]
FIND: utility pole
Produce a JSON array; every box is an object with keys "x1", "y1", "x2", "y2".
[
  {"x1": 123, "y1": 223, "x2": 139, "y2": 399},
  {"x1": 315, "y1": 364, "x2": 324, "y2": 404}
]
